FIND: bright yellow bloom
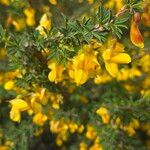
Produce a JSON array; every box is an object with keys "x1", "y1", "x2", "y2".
[
  {"x1": 36, "y1": 14, "x2": 51, "y2": 37},
  {"x1": 49, "y1": 0, "x2": 57, "y2": 5},
  {"x1": 86, "y1": 125, "x2": 97, "y2": 140},
  {"x1": 30, "y1": 87, "x2": 48, "y2": 105},
  {"x1": 94, "y1": 72, "x2": 112, "y2": 84},
  {"x1": 50, "y1": 119, "x2": 68, "y2": 133},
  {"x1": 9, "y1": 99, "x2": 29, "y2": 111},
  {"x1": 123, "y1": 118, "x2": 140, "y2": 136},
  {"x1": 96, "y1": 107, "x2": 110, "y2": 124},
  {"x1": 48, "y1": 61, "x2": 64, "y2": 84},
  {"x1": 33, "y1": 113, "x2": 48, "y2": 126},
  {"x1": 39, "y1": 14, "x2": 51, "y2": 30},
  {"x1": 78, "y1": 125, "x2": 84, "y2": 133},
  {"x1": 4, "y1": 80, "x2": 14, "y2": 90},
  {"x1": 139, "y1": 54, "x2": 150, "y2": 73},
  {"x1": 56, "y1": 138, "x2": 63, "y2": 146},
  {"x1": 69, "y1": 45, "x2": 101, "y2": 85},
  {"x1": 80, "y1": 142, "x2": 87, "y2": 150},
  {"x1": 50, "y1": 119, "x2": 68, "y2": 147},
  {"x1": 9, "y1": 99, "x2": 29, "y2": 122},
  {"x1": 55, "y1": 129, "x2": 67, "y2": 146},
  {"x1": 31, "y1": 97, "x2": 42, "y2": 114},
  {"x1": 24, "y1": 7, "x2": 36, "y2": 26},
  {"x1": 117, "y1": 67, "x2": 142, "y2": 81},
  {"x1": 38, "y1": 88, "x2": 47, "y2": 105},
  {"x1": 0, "y1": 146, "x2": 8, "y2": 150},
  {"x1": 49, "y1": 93, "x2": 63, "y2": 109},
  {"x1": 102, "y1": 41, "x2": 131, "y2": 77},
  {"x1": 123, "y1": 125, "x2": 136, "y2": 136},
  {"x1": 0, "y1": 0, "x2": 9, "y2": 6},
  {"x1": 10, "y1": 106, "x2": 20, "y2": 123},
  {"x1": 89, "y1": 143, "x2": 103, "y2": 150},
  {"x1": 68, "y1": 122, "x2": 78, "y2": 133}
]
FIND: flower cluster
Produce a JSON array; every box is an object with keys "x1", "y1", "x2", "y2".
[{"x1": 0, "y1": 0, "x2": 150, "y2": 149}]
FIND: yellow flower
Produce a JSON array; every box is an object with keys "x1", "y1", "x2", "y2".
[
  {"x1": 56, "y1": 138, "x2": 63, "y2": 146},
  {"x1": 9, "y1": 99, "x2": 29, "y2": 122},
  {"x1": 49, "y1": 0, "x2": 57, "y2": 5},
  {"x1": 130, "y1": 119, "x2": 140, "y2": 129},
  {"x1": 24, "y1": 7, "x2": 36, "y2": 26},
  {"x1": 89, "y1": 143, "x2": 103, "y2": 150},
  {"x1": 123, "y1": 119, "x2": 140, "y2": 136},
  {"x1": 102, "y1": 41, "x2": 131, "y2": 77},
  {"x1": 87, "y1": 0, "x2": 94, "y2": 4},
  {"x1": 80, "y1": 142, "x2": 87, "y2": 150},
  {"x1": 36, "y1": 14, "x2": 51, "y2": 37},
  {"x1": 33, "y1": 113, "x2": 48, "y2": 126},
  {"x1": 31, "y1": 97, "x2": 42, "y2": 114},
  {"x1": 9, "y1": 99, "x2": 29, "y2": 111},
  {"x1": 55, "y1": 129, "x2": 68, "y2": 146},
  {"x1": 49, "y1": 93, "x2": 63, "y2": 109},
  {"x1": 48, "y1": 61, "x2": 64, "y2": 84},
  {"x1": 139, "y1": 54, "x2": 150, "y2": 73},
  {"x1": 12, "y1": 18, "x2": 25, "y2": 32},
  {"x1": 78, "y1": 125, "x2": 84, "y2": 133},
  {"x1": 68, "y1": 122, "x2": 78, "y2": 133},
  {"x1": 4, "y1": 80, "x2": 14, "y2": 90},
  {"x1": 0, "y1": 146, "x2": 8, "y2": 150},
  {"x1": 117, "y1": 67, "x2": 142, "y2": 81},
  {"x1": 69, "y1": 45, "x2": 101, "y2": 85},
  {"x1": 123, "y1": 125, "x2": 136, "y2": 136},
  {"x1": 96, "y1": 107, "x2": 110, "y2": 124},
  {"x1": 50, "y1": 119, "x2": 68, "y2": 133},
  {"x1": 94, "y1": 72, "x2": 112, "y2": 84},
  {"x1": 39, "y1": 14, "x2": 51, "y2": 30},
  {"x1": 30, "y1": 87, "x2": 48, "y2": 105},
  {"x1": 86, "y1": 125, "x2": 97, "y2": 140},
  {"x1": 0, "y1": 0, "x2": 9, "y2": 6},
  {"x1": 115, "y1": 117, "x2": 122, "y2": 128},
  {"x1": 10, "y1": 106, "x2": 21, "y2": 123}
]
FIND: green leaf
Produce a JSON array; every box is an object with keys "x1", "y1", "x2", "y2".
[{"x1": 98, "y1": 5, "x2": 112, "y2": 25}]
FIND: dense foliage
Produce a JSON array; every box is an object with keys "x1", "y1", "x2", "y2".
[{"x1": 0, "y1": 0, "x2": 150, "y2": 149}]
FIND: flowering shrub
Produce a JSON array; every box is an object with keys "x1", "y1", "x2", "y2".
[{"x1": 0, "y1": 0, "x2": 150, "y2": 149}]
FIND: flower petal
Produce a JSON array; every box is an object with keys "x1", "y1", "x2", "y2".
[
  {"x1": 111, "y1": 53, "x2": 131, "y2": 64},
  {"x1": 48, "y1": 70, "x2": 56, "y2": 82},
  {"x1": 105, "y1": 62, "x2": 119, "y2": 77},
  {"x1": 102, "y1": 49, "x2": 111, "y2": 61},
  {"x1": 10, "y1": 107, "x2": 21, "y2": 123},
  {"x1": 9, "y1": 99, "x2": 29, "y2": 111}
]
